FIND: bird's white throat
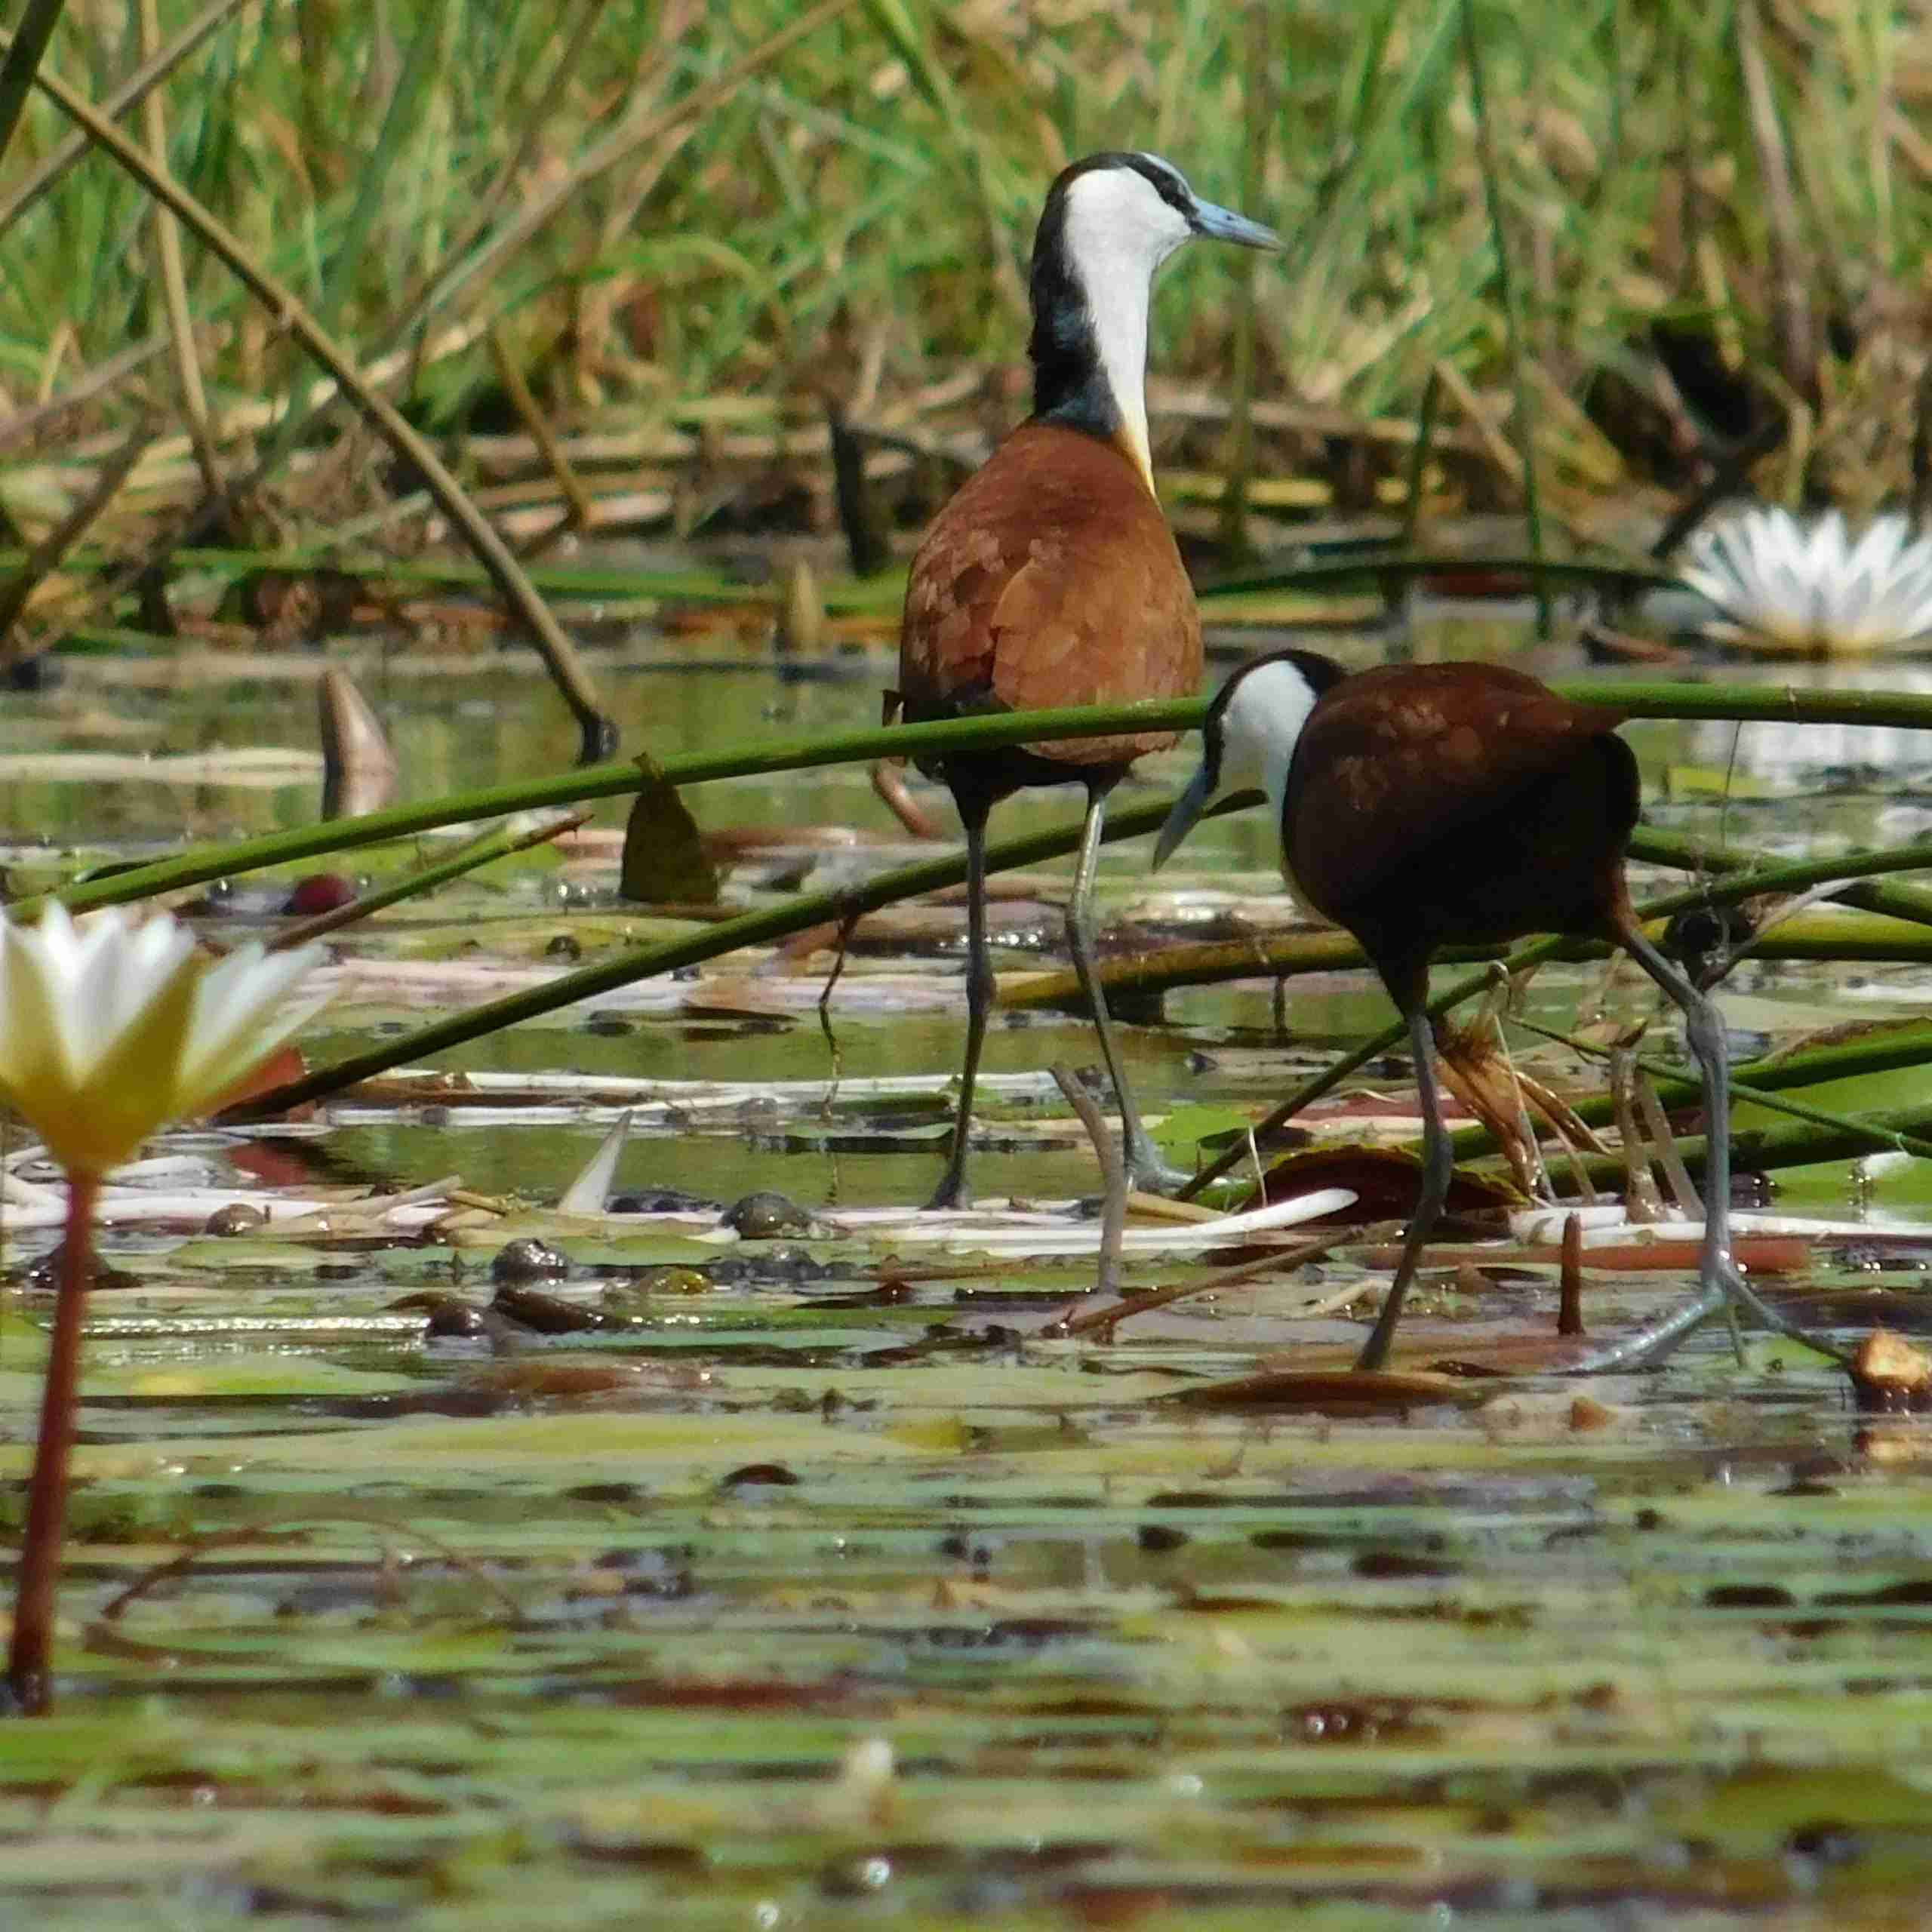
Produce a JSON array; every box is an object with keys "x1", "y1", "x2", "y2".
[
  {"x1": 1057, "y1": 169, "x2": 1192, "y2": 486},
  {"x1": 1217, "y1": 658, "x2": 1321, "y2": 828}
]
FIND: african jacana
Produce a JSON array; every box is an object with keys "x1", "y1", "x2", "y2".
[
  {"x1": 897, "y1": 152, "x2": 1279, "y2": 1208},
  {"x1": 1152, "y1": 648, "x2": 1828, "y2": 1371}
]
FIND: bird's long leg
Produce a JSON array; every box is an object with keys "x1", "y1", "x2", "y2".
[
  {"x1": 926, "y1": 797, "x2": 993, "y2": 1211},
  {"x1": 1586, "y1": 921, "x2": 1842, "y2": 1369},
  {"x1": 1067, "y1": 783, "x2": 1186, "y2": 1195},
  {"x1": 1355, "y1": 1002, "x2": 1451, "y2": 1372}
]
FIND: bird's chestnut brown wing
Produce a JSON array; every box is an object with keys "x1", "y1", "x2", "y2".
[
  {"x1": 1284, "y1": 666, "x2": 1631, "y2": 918},
  {"x1": 897, "y1": 424, "x2": 1200, "y2": 766}
]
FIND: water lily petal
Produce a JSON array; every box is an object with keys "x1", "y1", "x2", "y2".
[
  {"x1": 1673, "y1": 505, "x2": 1932, "y2": 654},
  {"x1": 0, "y1": 915, "x2": 78, "y2": 1106},
  {"x1": 174, "y1": 942, "x2": 333, "y2": 1118},
  {"x1": 0, "y1": 909, "x2": 326, "y2": 1177},
  {"x1": 65, "y1": 910, "x2": 198, "y2": 1085},
  {"x1": 56, "y1": 955, "x2": 205, "y2": 1174}
]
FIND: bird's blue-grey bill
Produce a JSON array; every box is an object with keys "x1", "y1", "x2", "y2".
[
  {"x1": 1152, "y1": 766, "x2": 1215, "y2": 870},
  {"x1": 1191, "y1": 201, "x2": 1281, "y2": 251}
]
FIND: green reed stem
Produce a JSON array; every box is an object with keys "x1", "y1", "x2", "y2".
[
  {"x1": 29, "y1": 680, "x2": 1932, "y2": 919},
  {"x1": 1006, "y1": 909, "x2": 1932, "y2": 1014},
  {"x1": 32, "y1": 700, "x2": 1211, "y2": 918},
  {"x1": 240, "y1": 790, "x2": 1252, "y2": 1116},
  {"x1": 1534, "y1": 1089, "x2": 1932, "y2": 1195}
]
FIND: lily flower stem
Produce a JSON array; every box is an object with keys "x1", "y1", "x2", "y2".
[{"x1": 9, "y1": 1169, "x2": 100, "y2": 1715}]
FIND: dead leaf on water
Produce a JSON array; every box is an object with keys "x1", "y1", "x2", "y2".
[
  {"x1": 1848, "y1": 1327, "x2": 1932, "y2": 1413},
  {"x1": 1242, "y1": 1144, "x2": 1522, "y2": 1220},
  {"x1": 1164, "y1": 1366, "x2": 1478, "y2": 1413},
  {"x1": 621, "y1": 757, "x2": 719, "y2": 905},
  {"x1": 460, "y1": 1358, "x2": 711, "y2": 1398},
  {"x1": 1476, "y1": 1389, "x2": 1637, "y2": 1435}
]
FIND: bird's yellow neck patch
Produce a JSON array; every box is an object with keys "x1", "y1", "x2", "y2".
[{"x1": 1112, "y1": 418, "x2": 1156, "y2": 494}]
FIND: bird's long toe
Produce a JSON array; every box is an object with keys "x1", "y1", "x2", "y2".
[
  {"x1": 1718, "y1": 1260, "x2": 1848, "y2": 1364},
  {"x1": 1124, "y1": 1143, "x2": 1190, "y2": 1198}
]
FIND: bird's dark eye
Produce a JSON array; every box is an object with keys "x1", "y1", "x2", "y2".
[{"x1": 1128, "y1": 155, "x2": 1192, "y2": 216}]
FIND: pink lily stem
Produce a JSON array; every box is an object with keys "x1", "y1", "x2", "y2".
[{"x1": 9, "y1": 1169, "x2": 100, "y2": 1715}]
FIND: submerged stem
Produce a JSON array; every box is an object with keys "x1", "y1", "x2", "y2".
[{"x1": 9, "y1": 1168, "x2": 100, "y2": 1715}]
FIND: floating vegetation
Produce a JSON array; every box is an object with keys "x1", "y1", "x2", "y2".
[{"x1": 0, "y1": 635, "x2": 1925, "y2": 1916}]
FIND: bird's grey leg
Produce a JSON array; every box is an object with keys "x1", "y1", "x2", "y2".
[
  {"x1": 1067, "y1": 784, "x2": 1186, "y2": 1195},
  {"x1": 926, "y1": 801, "x2": 993, "y2": 1211},
  {"x1": 1590, "y1": 924, "x2": 1846, "y2": 1369},
  {"x1": 1355, "y1": 1004, "x2": 1451, "y2": 1372}
]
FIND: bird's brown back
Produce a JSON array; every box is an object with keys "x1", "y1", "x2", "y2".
[
  {"x1": 898, "y1": 422, "x2": 1202, "y2": 774},
  {"x1": 1282, "y1": 662, "x2": 1638, "y2": 986}
]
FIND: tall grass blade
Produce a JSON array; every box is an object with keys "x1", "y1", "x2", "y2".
[
  {"x1": 315, "y1": 0, "x2": 451, "y2": 328},
  {"x1": 1216, "y1": 3, "x2": 1273, "y2": 563},
  {"x1": 1458, "y1": 0, "x2": 1549, "y2": 636},
  {"x1": 0, "y1": 0, "x2": 65, "y2": 168},
  {"x1": 0, "y1": 0, "x2": 248, "y2": 240},
  {"x1": 138, "y1": 0, "x2": 219, "y2": 500},
  {"x1": 16, "y1": 44, "x2": 615, "y2": 758}
]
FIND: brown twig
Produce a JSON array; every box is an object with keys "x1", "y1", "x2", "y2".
[
  {"x1": 138, "y1": 0, "x2": 220, "y2": 502},
  {"x1": 0, "y1": 0, "x2": 249, "y2": 239},
  {"x1": 816, "y1": 909, "x2": 862, "y2": 1106},
  {"x1": 1633, "y1": 1066, "x2": 1705, "y2": 1219},
  {"x1": 96, "y1": 1506, "x2": 525, "y2": 1625},
  {"x1": 1608, "y1": 1044, "x2": 1667, "y2": 1223},
  {"x1": 491, "y1": 325, "x2": 595, "y2": 560},
  {"x1": 0, "y1": 419, "x2": 151, "y2": 654},
  {"x1": 1431, "y1": 356, "x2": 1521, "y2": 485}
]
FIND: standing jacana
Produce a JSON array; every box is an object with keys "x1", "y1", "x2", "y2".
[
  {"x1": 1152, "y1": 648, "x2": 1829, "y2": 1371},
  {"x1": 897, "y1": 152, "x2": 1279, "y2": 1209}
]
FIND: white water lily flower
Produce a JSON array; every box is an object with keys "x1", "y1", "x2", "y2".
[
  {"x1": 1675, "y1": 506, "x2": 1932, "y2": 655},
  {"x1": 0, "y1": 904, "x2": 328, "y2": 1177}
]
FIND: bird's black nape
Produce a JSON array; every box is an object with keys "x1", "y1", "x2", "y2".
[{"x1": 1026, "y1": 153, "x2": 1196, "y2": 438}]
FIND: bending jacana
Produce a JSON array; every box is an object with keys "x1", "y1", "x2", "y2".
[
  {"x1": 1152, "y1": 648, "x2": 1826, "y2": 1371},
  {"x1": 897, "y1": 152, "x2": 1279, "y2": 1209}
]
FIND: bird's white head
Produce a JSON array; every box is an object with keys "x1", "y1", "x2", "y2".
[
  {"x1": 1152, "y1": 649, "x2": 1346, "y2": 871},
  {"x1": 1030, "y1": 152, "x2": 1278, "y2": 486}
]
